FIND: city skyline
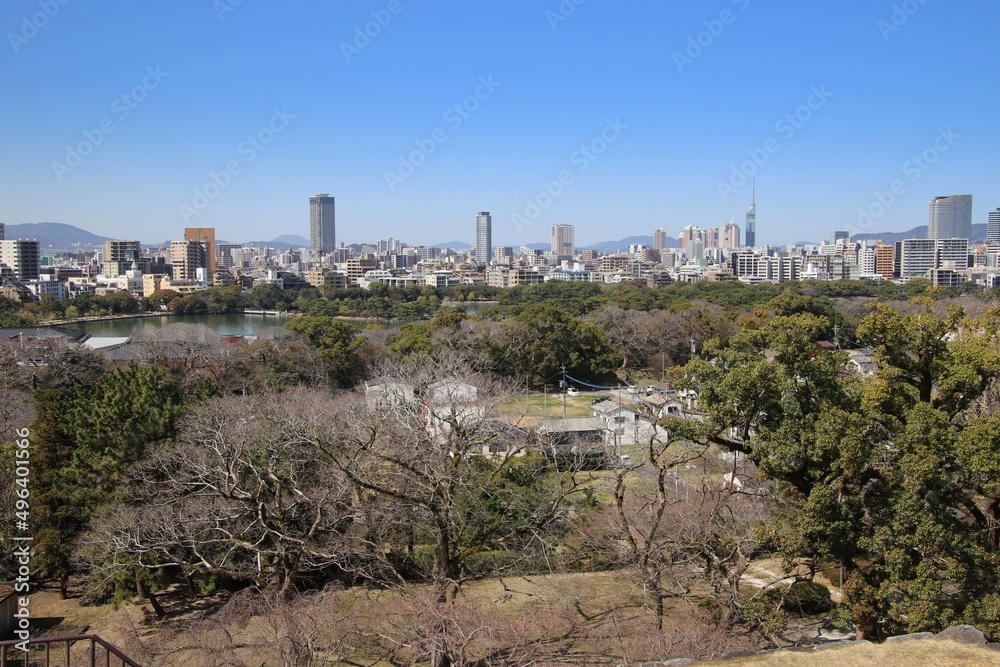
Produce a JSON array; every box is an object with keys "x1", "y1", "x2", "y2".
[{"x1": 2, "y1": 2, "x2": 999, "y2": 247}]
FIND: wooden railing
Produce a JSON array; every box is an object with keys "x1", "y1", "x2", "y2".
[{"x1": 0, "y1": 634, "x2": 140, "y2": 667}]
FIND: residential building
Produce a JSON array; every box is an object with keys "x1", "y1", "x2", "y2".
[
  {"x1": 551, "y1": 224, "x2": 575, "y2": 257},
  {"x1": 988, "y1": 208, "x2": 1000, "y2": 247},
  {"x1": 184, "y1": 227, "x2": 216, "y2": 272},
  {"x1": 928, "y1": 195, "x2": 972, "y2": 240},
  {"x1": 896, "y1": 238, "x2": 969, "y2": 278},
  {"x1": 169, "y1": 239, "x2": 209, "y2": 281},
  {"x1": 310, "y1": 194, "x2": 337, "y2": 256},
  {"x1": 0, "y1": 239, "x2": 41, "y2": 281},
  {"x1": 346, "y1": 257, "x2": 378, "y2": 287},
  {"x1": 475, "y1": 212, "x2": 492, "y2": 265},
  {"x1": 718, "y1": 222, "x2": 741, "y2": 249},
  {"x1": 874, "y1": 241, "x2": 895, "y2": 279},
  {"x1": 896, "y1": 239, "x2": 937, "y2": 278}
]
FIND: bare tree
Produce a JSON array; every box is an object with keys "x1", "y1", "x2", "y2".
[
  {"x1": 82, "y1": 389, "x2": 369, "y2": 600},
  {"x1": 326, "y1": 355, "x2": 589, "y2": 606}
]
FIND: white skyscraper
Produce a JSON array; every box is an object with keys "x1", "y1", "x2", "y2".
[
  {"x1": 475, "y1": 212, "x2": 492, "y2": 265},
  {"x1": 310, "y1": 194, "x2": 337, "y2": 256},
  {"x1": 745, "y1": 180, "x2": 757, "y2": 247},
  {"x1": 988, "y1": 208, "x2": 1000, "y2": 247}
]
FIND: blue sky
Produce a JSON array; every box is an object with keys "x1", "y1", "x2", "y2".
[{"x1": 1, "y1": 0, "x2": 997, "y2": 248}]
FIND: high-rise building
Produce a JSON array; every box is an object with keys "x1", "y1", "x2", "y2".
[
  {"x1": 103, "y1": 240, "x2": 141, "y2": 276},
  {"x1": 310, "y1": 194, "x2": 337, "y2": 256},
  {"x1": 170, "y1": 239, "x2": 209, "y2": 281},
  {"x1": 652, "y1": 227, "x2": 667, "y2": 251},
  {"x1": 475, "y1": 212, "x2": 492, "y2": 265},
  {"x1": 988, "y1": 208, "x2": 1000, "y2": 247},
  {"x1": 718, "y1": 222, "x2": 741, "y2": 249},
  {"x1": 874, "y1": 241, "x2": 895, "y2": 279},
  {"x1": 896, "y1": 238, "x2": 970, "y2": 278},
  {"x1": 551, "y1": 224, "x2": 575, "y2": 257},
  {"x1": 185, "y1": 228, "x2": 216, "y2": 272},
  {"x1": 0, "y1": 240, "x2": 41, "y2": 282},
  {"x1": 928, "y1": 195, "x2": 972, "y2": 240},
  {"x1": 745, "y1": 180, "x2": 757, "y2": 247},
  {"x1": 0, "y1": 223, "x2": 4, "y2": 240},
  {"x1": 678, "y1": 225, "x2": 707, "y2": 251}
]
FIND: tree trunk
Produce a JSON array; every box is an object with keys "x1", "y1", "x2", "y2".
[{"x1": 137, "y1": 576, "x2": 166, "y2": 619}]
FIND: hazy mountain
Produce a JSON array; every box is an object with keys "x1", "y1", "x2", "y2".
[
  {"x1": 850, "y1": 223, "x2": 987, "y2": 245},
  {"x1": 2, "y1": 222, "x2": 110, "y2": 249},
  {"x1": 270, "y1": 234, "x2": 309, "y2": 246},
  {"x1": 582, "y1": 235, "x2": 678, "y2": 254},
  {"x1": 432, "y1": 241, "x2": 472, "y2": 250}
]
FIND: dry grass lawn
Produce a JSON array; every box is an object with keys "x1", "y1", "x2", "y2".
[{"x1": 710, "y1": 639, "x2": 1000, "y2": 667}]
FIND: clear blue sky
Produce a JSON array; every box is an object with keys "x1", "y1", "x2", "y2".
[{"x1": 1, "y1": 0, "x2": 997, "y2": 248}]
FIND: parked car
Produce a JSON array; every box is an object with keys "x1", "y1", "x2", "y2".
[
  {"x1": 591, "y1": 396, "x2": 609, "y2": 405},
  {"x1": 566, "y1": 388, "x2": 580, "y2": 397}
]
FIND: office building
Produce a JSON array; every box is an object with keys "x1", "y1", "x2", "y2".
[
  {"x1": 0, "y1": 223, "x2": 4, "y2": 240},
  {"x1": 310, "y1": 194, "x2": 337, "y2": 256},
  {"x1": 745, "y1": 180, "x2": 757, "y2": 247},
  {"x1": 475, "y1": 212, "x2": 492, "y2": 265},
  {"x1": 185, "y1": 227, "x2": 217, "y2": 272},
  {"x1": 928, "y1": 195, "x2": 972, "y2": 240},
  {"x1": 0, "y1": 240, "x2": 41, "y2": 282},
  {"x1": 988, "y1": 208, "x2": 1000, "y2": 247},
  {"x1": 551, "y1": 224, "x2": 575, "y2": 257},
  {"x1": 652, "y1": 227, "x2": 667, "y2": 251}
]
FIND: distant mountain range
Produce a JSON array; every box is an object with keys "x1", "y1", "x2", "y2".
[
  {"x1": 3, "y1": 223, "x2": 987, "y2": 254},
  {"x1": 3, "y1": 222, "x2": 111, "y2": 249},
  {"x1": 795, "y1": 224, "x2": 988, "y2": 247}
]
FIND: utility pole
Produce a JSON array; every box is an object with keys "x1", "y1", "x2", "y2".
[
  {"x1": 833, "y1": 324, "x2": 840, "y2": 350},
  {"x1": 561, "y1": 365, "x2": 567, "y2": 419}
]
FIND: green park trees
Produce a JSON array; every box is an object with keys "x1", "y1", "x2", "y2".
[{"x1": 680, "y1": 301, "x2": 1000, "y2": 640}]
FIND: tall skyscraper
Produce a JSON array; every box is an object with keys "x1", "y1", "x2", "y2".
[
  {"x1": 745, "y1": 180, "x2": 757, "y2": 247},
  {"x1": 310, "y1": 194, "x2": 337, "y2": 256},
  {"x1": 185, "y1": 227, "x2": 217, "y2": 272},
  {"x1": 0, "y1": 223, "x2": 4, "y2": 240},
  {"x1": 652, "y1": 227, "x2": 667, "y2": 251},
  {"x1": 988, "y1": 208, "x2": 1000, "y2": 247},
  {"x1": 475, "y1": 212, "x2": 492, "y2": 265},
  {"x1": 928, "y1": 195, "x2": 972, "y2": 240},
  {"x1": 551, "y1": 224, "x2": 575, "y2": 256},
  {"x1": 718, "y1": 222, "x2": 741, "y2": 249}
]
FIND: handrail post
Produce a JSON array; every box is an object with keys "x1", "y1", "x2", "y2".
[{"x1": 89, "y1": 637, "x2": 96, "y2": 667}]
